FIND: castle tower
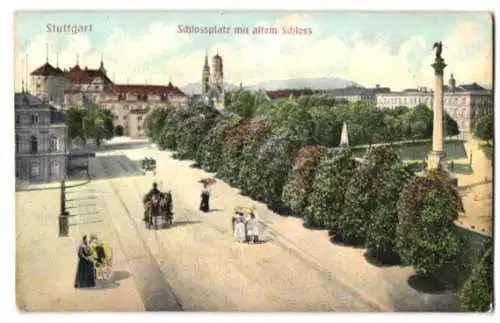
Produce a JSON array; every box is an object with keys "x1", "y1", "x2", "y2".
[
  {"x1": 448, "y1": 73, "x2": 456, "y2": 92},
  {"x1": 201, "y1": 53, "x2": 210, "y2": 96},
  {"x1": 211, "y1": 49, "x2": 224, "y2": 91}
]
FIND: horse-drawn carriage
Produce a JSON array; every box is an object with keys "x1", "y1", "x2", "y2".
[
  {"x1": 143, "y1": 191, "x2": 174, "y2": 230},
  {"x1": 141, "y1": 157, "x2": 156, "y2": 175}
]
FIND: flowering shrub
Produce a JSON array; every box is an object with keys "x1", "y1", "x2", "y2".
[
  {"x1": 365, "y1": 162, "x2": 415, "y2": 263},
  {"x1": 244, "y1": 127, "x2": 301, "y2": 206},
  {"x1": 196, "y1": 116, "x2": 242, "y2": 172},
  {"x1": 282, "y1": 145, "x2": 326, "y2": 214},
  {"x1": 338, "y1": 146, "x2": 400, "y2": 245},
  {"x1": 217, "y1": 118, "x2": 254, "y2": 186},
  {"x1": 175, "y1": 114, "x2": 218, "y2": 160},
  {"x1": 396, "y1": 168, "x2": 464, "y2": 276},
  {"x1": 237, "y1": 116, "x2": 272, "y2": 193},
  {"x1": 457, "y1": 239, "x2": 493, "y2": 312},
  {"x1": 306, "y1": 148, "x2": 358, "y2": 229}
]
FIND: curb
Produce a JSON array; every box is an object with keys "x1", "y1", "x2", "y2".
[{"x1": 15, "y1": 175, "x2": 92, "y2": 192}]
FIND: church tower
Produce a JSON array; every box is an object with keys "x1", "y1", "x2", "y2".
[
  {"x1": 211, "y1": 50, "x2": 224, "y2": 91},
  {"x1": 201, "y1": 53, "x2": 210, "y2": 96}
]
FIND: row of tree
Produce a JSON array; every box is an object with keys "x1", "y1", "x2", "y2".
[
  {"x1": 66, "y1": 107, "x2": 114, "y2": 146},
  {"x1": 223, "y1": 90, "x2": 460, "y2": 146},
  {"x1": 143, "y1": 93, "x2": 489, "y2": 312}
]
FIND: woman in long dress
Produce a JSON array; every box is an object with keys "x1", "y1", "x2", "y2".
[
  {"x1": 74, "y1": 235, "x2": 96, "y2": 288},
  {"x1": 246, "y1": 213, "x2": 260, "y2": 243},
  {"x1": 234, "y1": 215, "x2": 246, "y2": 243},
  {"x1": 199, "y1": 183, "x2": 210, "y2": 212}
]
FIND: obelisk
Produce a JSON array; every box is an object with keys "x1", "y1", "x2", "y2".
[
  {"x1": 340, "y1": 122, "x2": 349, "y2": 147},
  {"x1": 427, "y1": 41, "x2": 447, "y2": 170}
]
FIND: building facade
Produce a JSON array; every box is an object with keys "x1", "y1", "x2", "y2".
[
  {"x1": 15, "y1": 91, "x2": 68, "y2": 182},
  {"x1": 320, "y1": 84, "x2": 391, "y2": 102},
  {"x1": 29, "y1": 56, "x2": 187, "y2": 138},
  {"x1": 201, "y1": 51, "x2": 225, "y2": 110},
  {"x1": 375, "y1": 75, "x2": 493, "y2": 134}
]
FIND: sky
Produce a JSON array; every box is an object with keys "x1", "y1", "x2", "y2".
[{"x1": 13, "y1": 11, "x2": 493, "y2": 91}]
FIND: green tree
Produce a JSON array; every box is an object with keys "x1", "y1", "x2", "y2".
[
  {"x1": 282, "y1": 145, "x2": 326, "y2": 214},
  {"x1": 444, "y1": 112, "x2": 460, "y2": 137},
  {"x1": 396, "y1": 168, "x2": 464, "y2": 276},
  {"x1": 306, "y1": 148, "x2": 358, "y2": 230},
  {"x1": 66, "y1": 107, "x2": 87, "y2": 142},
  {"x1": 474, "y1": 115, "x2": 493, "y2": 140},
  {"x1": 143, "y1": 106, "x2": 170, "y2": 142},
  {"x1": 339, "y1": 146, "x2": 400, "y2": 245},
  {"x1": 365, "y1": 162, "x2": 414, "y2": 263},
  {"x1": 81, "y1": 108, "x2": 114, "y2": 147},
  {"x1": 456, "y1": 239, "x2": 493, "y2": 312}
]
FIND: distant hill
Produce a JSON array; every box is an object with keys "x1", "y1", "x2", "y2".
[
  {"x1": 180, "y1": 77, "x2": 360, "y2": 95},
  {"x1": 245, "y1": 77, "x2": 360, "y2": 91}
]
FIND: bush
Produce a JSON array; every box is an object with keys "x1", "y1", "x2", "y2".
[
  {"x1": 245, "y1": 127, "x2": 301, "y2": 206},
  {"x1": 339, "y1": 146, "x2": 400, "y2": 245},
  {"x1": 396, "y1": 168, "x2": 464, "y2": 276},
  {"x1": 456, "y1": 239, "x2": 493, "y2": 312},
  {"x1": 217, "y1": 118, "x2": 254, "y2": 186},
  {"x1": 474, "y1": 115, "x2": 493, "y2": 140},
  {"x1": 195, "y1": 116, "x2": 242, "y2": 172},
  {"x1": 365, "y1": 163, "x2": 414, "y2": 263},
  {"x1": 237, "y1": 117, "x2": 272, "y2": 194},
  {"x1": 175, "y1": 114, "x2": 218, "y2": 160},
  {"x1": 306, "y1": 148, "x2": 358, "y2": 230},
  {"x1": 282, "y1": 145, "x2": 326, "y2": 214}
]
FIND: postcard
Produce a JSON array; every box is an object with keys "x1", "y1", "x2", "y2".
[{"x1": 14, "y1": 10, "x2": 493, "y2": 312}]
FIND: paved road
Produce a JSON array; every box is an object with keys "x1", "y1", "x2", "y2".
[{"x1": 88, "y1": 143, "x2": 383, "y2": 311}]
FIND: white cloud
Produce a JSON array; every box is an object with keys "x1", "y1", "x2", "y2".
[{"x1": 15, "y1": 16, "x2": 492, "y2": 92}]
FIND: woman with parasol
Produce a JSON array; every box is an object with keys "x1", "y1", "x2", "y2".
[{"x1": 198, "y1": 178, "x2": 216, "y2": 212}]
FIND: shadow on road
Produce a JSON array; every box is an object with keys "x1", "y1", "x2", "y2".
[
  {"x1": 91, "y1": 155, "x2": 143, "y2": 180},
  {"x1": 94, "y1": 271, "x2": 131, "y2": 290},
  {"x1": 169, "y1": 220, "x2": 201, "y2": 228},
  {"x1": 100, "y1": 141, "x2": 150, "y2": 151},
  {"x1": 363, "y1": 250, "x2": 407, "y2": 268},
  {"x1": 407, "y1": 274, "x2": 452, "y2": 295}
]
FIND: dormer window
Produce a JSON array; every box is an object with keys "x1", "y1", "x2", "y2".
[
  {"x1": 118, "y1": 93, "x2": 126, "y2": 101},
  {"x1": 16, "y1": 115, "x2": 20, "y2": 125}
]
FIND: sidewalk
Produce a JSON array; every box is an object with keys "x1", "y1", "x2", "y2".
[{"x1": 15, "y1": 179, "x2": 144, "y2": 311}]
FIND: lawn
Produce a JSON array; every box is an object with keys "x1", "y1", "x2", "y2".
[{"x1": 352, "y1": 140, "x2": 467, "y2": 161}]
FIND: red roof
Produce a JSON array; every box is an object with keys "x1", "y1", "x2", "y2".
[
  {"x1": 30, "y1": 62, "x2": 65, "y2": 77},
  {"x1": 265, "y1": 89, "x2": 313, "y2": 100},
  {"x1": 103, "y1": 83, "x2": 185, "y2": 96},
  {"x1": 31, "y1": 62, "x2": 112, "y2": 84}
]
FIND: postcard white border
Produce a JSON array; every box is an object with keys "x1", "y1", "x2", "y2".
[{"x1": 2, "y1": 1, "x2": 498, "y2": 323}]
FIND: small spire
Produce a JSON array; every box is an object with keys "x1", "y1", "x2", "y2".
[
  {"x1": 56, "y1": 52, "x2": 59, "y2": 68},
  {"x1": 21, "y1": 79, "x2": 25, "y2": 93},
  {"x1": 45, "y1": 42, "x2": 49, "y2": 63},
  {"x1": 76, "y1": 53, "x2": 79, "y2": 65},
  {"x1": 216, "y1": 47, "x2": 219, "y2": 55},
  {"x1": 100, "y1": 52, "x2": 103, "y2": 63}
]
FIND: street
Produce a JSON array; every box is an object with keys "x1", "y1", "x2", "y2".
[{"x1": 16, "y1": 138, "x2": 460, "y2": 312}]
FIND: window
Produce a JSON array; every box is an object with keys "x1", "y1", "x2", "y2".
[
  {"x1": 36, "y1": 83, "x2": 41, "y2": 89},
  {"x1": 15, "y1": 135, "x2": 20, "y2": 153},
  {"x1": 31, "y1": 114, "x2": 39, "y2": 125},
  {"x1": 49, "y1": 135, "x2": 58, "y2": 152},
  {"x1": 15, "y1": 115, "x2": 20, "y2": 125},
  {"x1": 137, "y1": 125, "x2": 142, "y2": 131},
  {"x1": 30, "y1": 160, "x2": 40, "y2": 179},
  {"x1": 49, "y1": 161, "x2": 60, "y2": 178},
  {"x1": 138, "y1": 115, "x2": 143, "y2": 121},
  {"x1": 30, "y1": 135, "x2": 38, "y2": 154}
]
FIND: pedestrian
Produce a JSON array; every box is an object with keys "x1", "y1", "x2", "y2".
[
  {"x1": 199, "y1": 183, "x2": 210, "y2": 212},
  {"x1": 234, "y1": 215, "x2": 246, "y2": 243},
  {"x1": 74, "y1": 235, "x2": 96, "y2": 288},
  {"x1": 246, "y1": 213, "x2": 260, "y2": 244}
]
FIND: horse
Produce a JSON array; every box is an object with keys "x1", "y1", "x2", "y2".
[
  {"x1": 144, "y1": 191, "x2": 173, "y2": 229},
  {"x1": 160, "y1": 191, "x2": 174, "y2": 227},
  {"x1": 144, "y1": 194, "x2": 162, "y2": 230}
]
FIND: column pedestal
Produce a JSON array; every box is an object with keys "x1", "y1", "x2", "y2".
[{"x1": 427, "y1": 150, "x2": 447, "y2": 171}]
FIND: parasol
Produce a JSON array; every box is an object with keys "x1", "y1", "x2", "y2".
[
  {"x1": 233, "y1": 205, "x2": 256, "y2": 215},
  {"x1": 199, "y1": 178, "x2": 217, "y2": 185}
]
